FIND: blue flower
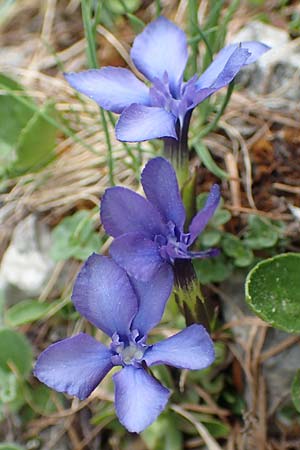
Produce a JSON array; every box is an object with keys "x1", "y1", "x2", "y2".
[
  {"x1": 101, "y1": 157, "x2": 221, "y2": 282},
  {"x1": 65, "y1": 16, "x2": 269, "y2": 143},
  {"x1": 34, "y1": 255, "x2": 214, "y2": 432}
]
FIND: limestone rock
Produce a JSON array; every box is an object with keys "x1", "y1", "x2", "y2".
[{"x1": 0, "y1": 215, "x2": 55, "y2": 300}]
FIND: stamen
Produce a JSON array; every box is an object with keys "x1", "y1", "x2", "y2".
[{"x1": 111, "y1": 331, "x2": 146, "y2": 367}]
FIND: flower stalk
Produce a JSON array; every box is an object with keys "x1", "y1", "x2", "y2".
[
  {"x1": 173, "y1": 259, "x2": 212, "y2": 330},
  {"x1": 163, "y1": 110, "x2": 192, "y2": 188}
]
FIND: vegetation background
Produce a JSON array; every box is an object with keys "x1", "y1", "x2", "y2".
[{"x1": 0, "y1": 0, "x2": 300, "y2": 449}]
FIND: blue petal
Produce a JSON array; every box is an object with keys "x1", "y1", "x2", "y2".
[
  {"x1": 130, "y1": 263, "x2": 174, "y2": 336},
  {"x1": 65, "y1": 68, "x2": 150, "y2": 113},
  {"x1": 116, "y1": 104, "x2": 177, "y2": 142},
  {"x1": 131, "y1": 16, "x2": 188, "y2": 95},
  {"x1": 110, "y1": 232, "x2": 163, "y2": 282},
  {"x1": 196, "y1": 41, "x2": 270, "y2": 90},
  {"x1": 72, "y1": 254, "x2": 138, "y2": 337},
  {"x1": 188, "y1": 248, "x2": 220, "y2": 259},
  {"x1": 233, "y1": 41, "x2": 270, "y2": 64},
  {"x1": 101, "y1": 186, "x2": 166, "y2": 238},
  {"x1": 192, "y1": 47, "x2": 251, "y2": 107},
  {"x1": 189, "y1": 184, "x2": 221, "y2": 244},
  {"x1": 113, "y1": 366, "x2": 170, "y2": 432},
  {"x1": 34, "y1": 333, "x2": 113, "y2": 400},
  {"x1": 144, "y1": 324, "x2": 215, "y2": 370},
  {"x1": 141, "y1": 157, "x2": 186, "y2": 230}
]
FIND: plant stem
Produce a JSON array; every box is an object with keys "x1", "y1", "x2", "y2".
[
  {"x1": 163, "y1": 111, "x2": 192, "y2": 188},
  {"x1": 81, "y1": 0, "x2": 115, "y2": 185}
]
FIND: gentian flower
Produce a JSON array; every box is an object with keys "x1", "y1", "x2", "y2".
[
  {"x1": 65, "y1": 16, "x2": 269, "y2": 143},
  {"x1": 34, "y1": 255, "x2": 215, "y2": 432},
  {"x1": 101, "y1": 157, "x2": 221, "y2": 282}
]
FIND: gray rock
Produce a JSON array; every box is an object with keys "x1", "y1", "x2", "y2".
[
  {"x1": 232, "y1": 21, "x2": 289, "y2": 53},
  {"x1": 221, "y1": 273, "x2": 300, "y2": 411},
  {"x1": 0, "y1": 215, "x2": 55, "y2": 301},
  {"x1": 231, "y1": 21, "x2": 300, "y2": 102}
]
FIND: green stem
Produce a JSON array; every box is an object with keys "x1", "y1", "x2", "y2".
[
  {"x1": 187, "y1": 0, "x2": 199, "y2": 76},
  {"x1": 81, "y1": 0, "x2": 115, "y2": 185},
  {"x1": 155, "y1": 0, "x2": 162, "y2": 16},
  {"x1": 163, "y1": 112, "x2": 192, "y2": 188},
  {"x1": 197, "y1": 80, "x2": 235, "y2": 139}
]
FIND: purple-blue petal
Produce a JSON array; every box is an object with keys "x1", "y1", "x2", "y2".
[
  {"x1": 116, "y1": 104, "x2": 177, "y2": 142},
  {"x1": 188, "y1": 248, "x2": 220, "y2": 259},
  {"x1": 101, "y1": 186, "x2": 166, "y2": 239},
  {"x1": 189, "y1": 184, "x2": 221, "y2": 244},
  {"x1": 144, "y1": 324, "x2": 215, "y2": 370},
  {"x1": 110, "y1": 232, "x2": 163, "y2": 282},
  {"x1": 130, "y1": 263, "x2": 174, "y2": 336},
  {"x1": 64, "y1": 68, "x2": 150, "y2": 114},
  {"x1": 131, "y1": 16, "x2": 188, "y2": 95},
  {"x1": 141, "y1": 157, "x2": 186, "y2": 230},
  {"x1": 113, "y1": 366, "x2": 170, "y2": 432},
  {"x1": 196, "y1": 41, "x2": 270, "y2": 90},
  {"x1": 34, "y1": 333, "x2": 113, "y2": 400},
  {"x1": 233, "y1": 41, "x2": 270, "y2": 64},
  {"x1": 192, "y1": 47, "x2": 251, "y2": 107},
  {"x1": 72, "y1": 254, "x2": 138, "y2": 337}
]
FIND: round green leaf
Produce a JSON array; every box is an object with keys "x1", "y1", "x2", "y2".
[
  {"x1": 193, "y1": 255, "x2": 233, "y2": 284},
  {"x1": 212, "y1": 209, "x2": 231, "y2": 226},
  {"x1": 0, "y1": 328, "x2": 33, "y2": 377},
  {"x1": 199, "y1": 229, "x2": 221, "y2": 247},
  {"x1": 108, "y1": 0, "x2": 141, "y2": 14},
  {"x1": 244, "y1": 215, "x2": 281, "y2": 249},
  {"x1": 245, "y1": 253, "x2": 300, "y2": 332},
  {"x1": 222, "y1": 234, "x2": 254, "y2": 267}
]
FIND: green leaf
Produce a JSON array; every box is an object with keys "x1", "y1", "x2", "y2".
[
  {"x1": 50, "y1": 210, "x2": 101, "y2": 261},
  {"x1": 199, "y1": 228, "x2": 222, "y2": 247},
  {"x1": 245, "y1": 253, "x2": 300, "y2": 332},
  {"x1": 211, "y1": 208, "x2": 231, "y2": 226},
  {"x1": 198, "y1": 415, "x2": 230, "y2": 438},
  {"x1": 127, "y1": 13, "x2": 145, "y2": 33},
  {"x1": 107, "y1": 0, "x2": 141, "y2": 14},
  {"x1": 13, "y1": 101, "x2": 57, "y2": 173},
  {"x1": 0, "y1": 328, "x2": 33, "y2": 377},
  {"x1": 182, "y1": 172, "x2": 196, "y2": 227},
  {"x1": 142, "y1": 413, "x2": 182, "y2": 450},
  {"x1": 0, "y1": 368, "x2": 17, "y2": 403},
  {"x1": 222, "y1": 234, "x2": 254, "y2": 267},
  {"x1": 0, "y1": 74, "x2": 34, "y2": 166},
  {"x1": 0, "y1": 75, "x2": 58, "y2": 176},
  {"x1": 0, "y1": 375, "x2": 25, "y2": 417},
  {"x1": 244, "y1": 215, "x2": 281, "y2": 249},
  {"x1": 193, "y1": 254, "x2": 233, "y2": 284},
  {"x1": 195, "y1": 142, "x2": 229, "y2": 180},
  {"x1": 291, "y1": 370, "x2": 300, "y2": 413},
  {"x1": 5, "y1": 299, "x2": 60, "y2": 327},
  {"x1": 26, "y1": 384, "x2": 61, "y2": 416}
]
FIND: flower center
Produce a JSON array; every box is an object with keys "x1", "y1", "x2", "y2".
[
  {"x1": 149, "y1": 72, "x2": 181, "y2": 117},
  {"x1": 121, "y1": 344, "x2": 144, "y2": 365},
  {"x1": 149, "y1": 72, "x2": 198, "y2": 124},
  {"x1": 155, "y1": 221, "x2": 190, "y2": 263},
  {"x1": 110, "y1": 330, "x2": 146, "y2": 367}
]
